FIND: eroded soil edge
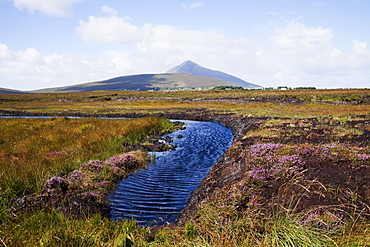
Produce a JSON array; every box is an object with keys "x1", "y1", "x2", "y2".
[{"x1": 2, "y1": 110, "x2": 369, "y2": 224}]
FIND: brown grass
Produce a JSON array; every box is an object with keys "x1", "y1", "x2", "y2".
[{"x1": 0, "y1": 117, "x2": 176, "y2": 199}]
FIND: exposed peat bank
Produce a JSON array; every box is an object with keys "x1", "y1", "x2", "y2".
[{"x1": 3, "y1": 109, "x2": 369, "y2": 230}]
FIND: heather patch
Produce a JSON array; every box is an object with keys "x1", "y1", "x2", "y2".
[
  {"x1": 0, "y1": 116, "x2": 179, "y2": 220},
  {"x1": 300, "y1": 208, "x2": 346, "y2": 233},
  {"x1": 67, "y1": 151, "x2": 147, "y2": 198},
  {"x1": 11, "y1": 150, "x2": 149, "y2": 216},
  {"x1": 0, "y1": 116, "x2": 177, "y2": 200},
  {"x1": 68, "y1": 153, "x2": 145, "y2": 197},
  {"x1": 1, "y1": 89, "x2": 369, "y2": 246},
  {"x1": 182, "y1": 140, "x2": 369, "y2": 246},
  {"x1": 200, "y1": 142, "x2": 369, "y2": 226}
]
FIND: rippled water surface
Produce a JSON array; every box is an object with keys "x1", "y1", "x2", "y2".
[{"x1": 108, "y1": 120, "x2": 233, "y2": 226}]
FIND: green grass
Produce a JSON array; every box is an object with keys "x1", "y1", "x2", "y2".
[
  {"x1": 1, "y1": 211, "x2": 151, "y2": 246},
  {"x1": 1, "y1": 203, "x2": 368, "y2": 246}
]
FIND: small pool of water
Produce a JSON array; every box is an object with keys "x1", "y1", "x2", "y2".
[{"x1": 108, "y1": 120, "x2": 233, "y2": 226}]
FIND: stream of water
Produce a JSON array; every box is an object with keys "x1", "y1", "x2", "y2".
[
  {"x1": 107, "y1": 120, "x2": 233, "y2": 226},
  {"x1": 0, "y1": 116, "x2": 233, "y2": 226}
]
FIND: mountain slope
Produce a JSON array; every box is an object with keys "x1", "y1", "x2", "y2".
[
  {"x1": 0, "y1": 87, "x2": 29, "y2": 94},
  {"x1": 2, "y1": 61, "x2": 260, "y2": 94},
  {"x1": 31, "y1": 73, "x2": 236, "y2": 93},
  {"x1": 167, "y1": 60, "x2": 262, "y2": 88}
]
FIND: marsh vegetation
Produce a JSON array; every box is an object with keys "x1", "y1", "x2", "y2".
[{"x1": 0, "y1": 89, "x2": 369, "y2": 246}]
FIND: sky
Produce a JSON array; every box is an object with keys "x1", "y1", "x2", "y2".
[{"x1": 0, "y1": 0, "x2": 369, "y2": 90}]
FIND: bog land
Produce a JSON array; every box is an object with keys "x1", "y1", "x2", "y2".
[{"x1": 0, "y1": 88, "x2": 369, "y2": 246}]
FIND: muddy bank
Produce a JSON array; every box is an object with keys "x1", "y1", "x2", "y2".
[
  {"x1": 180, "y1": 116, "x2": 370, "y2": 221},
  {"x1": 3, "y1": 109, "x2": 369, "y2": 223},
  {"x1": 3, "y1": 109, "x2": 258, "y2": 219}
]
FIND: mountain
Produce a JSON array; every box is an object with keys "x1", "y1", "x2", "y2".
[
  {"x1": 0, "y1": 87, "x2": 29, "y2": 94},
  {"x1": 167, "y1": 60, "x2": 262, "y2": 88},
  {"x1": 31, "y1": 73, "x2": 237, "y2": 93},
  {"x1": 1, "y1": 61, "x2": 260, "y2": 94}
]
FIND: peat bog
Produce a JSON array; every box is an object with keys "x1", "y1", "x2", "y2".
[{"x1": 0, "y1": 89, "x2": 369, "y2": 246}]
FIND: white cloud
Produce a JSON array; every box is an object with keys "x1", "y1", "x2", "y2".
[
  {"x1": 350, "y1": 40, "x2": 370, "y2": 70},
  {"x1": 265, "y1": 10, "x2": 294, "y2": 16},
  {"x1": 101, "y1": 5, "x2": 117, "y2": 16},
  {"x1": 256, "y1": 20, "x2": 370, "y2": 87},
  {"x1": 181, "y1": 2, "x2": 204, "y2": 10},
  {"x1": 352, "y1": 39, "x2": 368, "y2": 55},
  {"x1": 265, "y1": 20, "x2": 344, "y2": 75},
  {"x1": 0, "y1": 44, "x2": 13, "y2": 60},
  {"x1": 75, "y1": 13, "x2": 261, "y2": 73},
  {"x1": 2, "y1": 16, "x2": 370, "y2": 90},
  {"x1": 0, "y1": 43, "x2": 121, "y2": 90},
  {"x1": 13, "y1": 0, "x2": 84, "y2": 16},
  {"x1": 76, "y1": 16, "x2": 147, "y2": 44},
  {"x1": 312, "y1": 1, "x2": 327, "y2": 7}
]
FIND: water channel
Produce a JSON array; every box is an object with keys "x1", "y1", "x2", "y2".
[
  {"x1": 1, "y1": 116, "x2": 233, "y2": 226},
  {"x1": 108, "y1": 120, "x2": 233, "y2": 226}
]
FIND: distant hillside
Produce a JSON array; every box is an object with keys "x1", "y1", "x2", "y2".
[
  {"x1": 31, "y1": 73, "x2": 236, "y2": 93},
  {"x1": 1, "y1": 61, "x2": 261, "y2": 94},
  {"x1": 0, "y1": 87, "x2": 28, "y2": 94},
  {"x1": 167, "y1": 60, "x2": 262, "y2": 88}
]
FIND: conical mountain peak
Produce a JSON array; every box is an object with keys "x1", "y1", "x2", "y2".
[
  {"x1": 166, "y1": 60, "x2": 262, "y2": 88},
  {"x1": 167, "y1": 60, "x2": 200, "y2": 74},
  {"x1": 181, "y1": 60, "x2": 198, "y2": 67}
]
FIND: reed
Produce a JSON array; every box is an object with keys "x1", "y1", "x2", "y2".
[
  {"x1": 1, "y1": 212, "x2": 151, "y2": 246},
  {"x1": 1, "y1": 89, "x2": 369, "y2": 118},
  {"x1": 0, "y1": 117, "x2": 176, "y2": 200},
  {"x1": 0, "y1": 89, "x2": 369, "y2": 246},
  {"x1": 0, "y1": 88, "x2": 369, "y2": 101}
]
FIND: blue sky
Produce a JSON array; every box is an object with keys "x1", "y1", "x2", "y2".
[{"x1": 1, "y1": 0, "x2": 369, "y2": 90}]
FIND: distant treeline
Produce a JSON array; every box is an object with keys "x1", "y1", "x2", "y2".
[
  {"x1": 211, "y1": 86, "x2": 247, "y2": 91},
  {"x1": 294, "y1": 87, "x2": 317, "y2": 90}
]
